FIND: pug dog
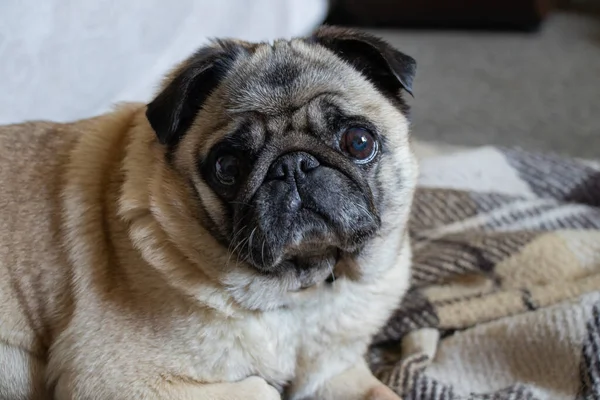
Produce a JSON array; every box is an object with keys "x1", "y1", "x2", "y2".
[{"x1": 0, "y1": 26, "x2": 418, "y2": 400}]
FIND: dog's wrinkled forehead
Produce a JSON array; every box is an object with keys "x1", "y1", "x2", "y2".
[{"x1": 221, "y1": 40, "x2": 362, "y2": 115}]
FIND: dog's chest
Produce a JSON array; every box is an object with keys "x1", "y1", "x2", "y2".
[
  {"x1": 176, "y1": 293, "x2": 348, "y2": 388},
  {"x1": 172, "y1": 309, "x2": 300, "y2": 389},
  {"x1": 164, "y1": 269, "x2": 405, "y2": 391}
]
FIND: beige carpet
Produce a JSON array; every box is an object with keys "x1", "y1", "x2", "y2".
[{"x1": 370, "y1": 11, "x2": 600, "y2": 159}]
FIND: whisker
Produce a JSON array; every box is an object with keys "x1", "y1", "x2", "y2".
[
  {"x1": 261, "y1": 238, "x2": 266, "y2": 267},
  {"x1": 247, "y1": 227, "x2": 258, "y2": 267},
  {"x1": 226, "y1": 225, "x2": 248, "y2": 269},
  {"x1": 234, "y1": 233, "x2": 253, "y2": 267},
  {"x1": 354, "y1": 202, "x2": 371, "y2": 216}
]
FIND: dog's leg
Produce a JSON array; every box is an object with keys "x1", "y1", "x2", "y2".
[
  {"x1": 0, "y1": 341, "x2": 49, "y2": 400},
  {"x1": 53, "y1": 375, "x2": 281, "y2": 400},
  {"x1": 158, "y1": 376, "x2": 282, "y2": 400},
  {"x1": 315, "y1": 361, "x2": 399, "y2": 400},
  {"x1": 289, "y1": 360, "x2": 399, "y2": 400}
]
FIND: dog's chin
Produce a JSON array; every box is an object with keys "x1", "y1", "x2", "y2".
[
  {"x1": 281, "y1": 248, "x2": 340, "y2": 289},
  {"x1": 248, "y1": 243, "x2": 341, "y2": 288}
]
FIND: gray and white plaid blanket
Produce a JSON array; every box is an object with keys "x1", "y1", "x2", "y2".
[{"x1": 369, "y1": 146, "x2": 600, "y2": 400}]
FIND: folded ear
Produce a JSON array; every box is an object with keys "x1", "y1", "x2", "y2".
[
  {"x1": 146, "y1": 40, "x2": 248, "y2": 146},
  {"x1": 311, "y1": 26, "x2": 416, "y2": 98}
]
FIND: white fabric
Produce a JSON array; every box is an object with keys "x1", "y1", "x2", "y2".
[
  {"x1": 0, "y1": 0, "x2": 328, "y2": 124},
  {"x1": 418, "y1": 146, "x2": 538, "y2": 198}
]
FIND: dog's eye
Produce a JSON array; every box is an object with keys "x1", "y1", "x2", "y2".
[
  {"x1": 215, "y1": 154, "x2": 240, "y2": 186},
  {"x1": 341, "y1": 128, "x2": 377, "y2": 163}
]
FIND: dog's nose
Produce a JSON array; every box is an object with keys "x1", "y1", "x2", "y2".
[{"x1": 267, "y1": 152, "x2": 320, "y2": 181}]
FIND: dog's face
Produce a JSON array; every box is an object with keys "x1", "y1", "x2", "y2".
[{"x1": 145, "y1": 27, "x2": 417, "y2": 296}]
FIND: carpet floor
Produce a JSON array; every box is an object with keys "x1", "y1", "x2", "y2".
[{"x1": 369, "y1": 11, "x2": 600, "y2": 158}]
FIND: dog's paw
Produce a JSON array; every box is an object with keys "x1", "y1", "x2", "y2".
[
  {"x1": 237, "y1": 376, "x2": 281, "y2": 400},
  {"x1": 365, "y1": 385, "x2": 401, "y2": 400}
]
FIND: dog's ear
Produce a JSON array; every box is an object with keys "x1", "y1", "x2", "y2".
[
  {"x1": 146, "y1": 40, "x2": 248, "y2": 146},
  {"x1": 311, "y1": 26, "x2": 416, "y2": 98}
]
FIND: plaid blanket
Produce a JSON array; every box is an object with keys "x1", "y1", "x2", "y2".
[{"x1": 369, "y1": 146, "x2": 600, "y2": 400}]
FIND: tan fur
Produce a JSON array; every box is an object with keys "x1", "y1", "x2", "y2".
[{"x1": 0, "y1": 36, "x2": 418, "y2": 400}]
